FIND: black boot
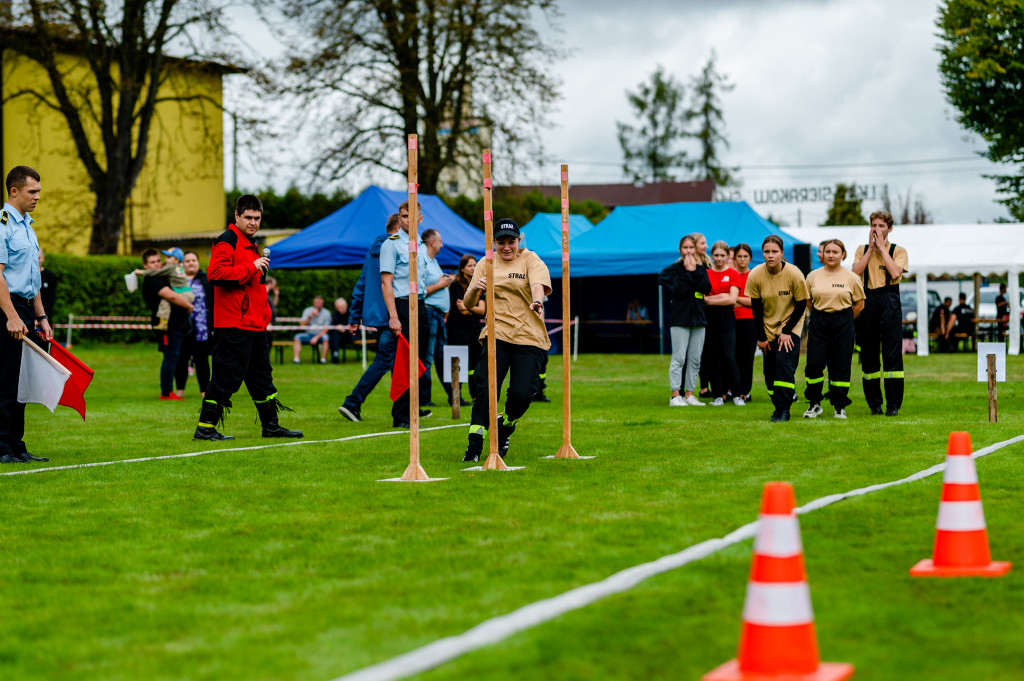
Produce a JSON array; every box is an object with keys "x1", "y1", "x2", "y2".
[
  {"x1": 194, "y1": 400, "x2": 235, "y2": 441},
  {"x1": 256, "y1": 397, "x2": 303, "y2": 438},
  {"x1": 463, "y1": 432, "x2": 483, "y2": 462},
  {"x1": 497, "y1": 416, "x2": 516, "y2": 459}
]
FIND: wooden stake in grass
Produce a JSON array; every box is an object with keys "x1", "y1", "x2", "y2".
[
  {"x1": 554, "y1": 165, "x2": 581, "y2": 459},
  {"x1": 400, "y1": 133, "x2": 431, "y2": 482},
  {"x1": 987, "y1": 353, "x2": 997, "y2": 423},
  {"x1": 481, "y1": 149, "x2": 508, "y2": 471}
]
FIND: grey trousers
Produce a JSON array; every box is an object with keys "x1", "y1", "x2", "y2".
[{"x1": 669, "y1": 325, "x2": 705, "y2": 392}]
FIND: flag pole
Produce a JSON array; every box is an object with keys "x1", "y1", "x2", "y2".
[
  {"x1": 481, "y1": 149, "x2": 508, "y2": 470},
  {"x1": 554, "y1": 164, "x2": 581, "y2": 459},
  {"x1": 400, "y1": 133, "x2": 431, "y2": 482}
]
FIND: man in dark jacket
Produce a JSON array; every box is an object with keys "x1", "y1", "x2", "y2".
[{"x1": 193, "y1": 195, "x2": 302, "y2": 441}]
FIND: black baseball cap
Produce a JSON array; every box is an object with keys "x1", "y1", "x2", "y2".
[{"x1": 493, "y1": 218, "x2": 521, "y2": 239}]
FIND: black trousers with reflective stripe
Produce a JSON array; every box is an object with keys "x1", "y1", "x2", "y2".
[
  {"x1": 763, "y1": 333, "x2": 801, "y2": 414},
  {"x1": 206, "y1": 328, "x2": 277, "y2": 407},
  {"x1": 804, "y1": 308, "x2": 855, "y2": 409},
  {"x1": 856, "y1": 287, "x2": 903, "y2": 409},
  {"x1": 470, "y1": 339, "x2": 547, "y2": 429}
]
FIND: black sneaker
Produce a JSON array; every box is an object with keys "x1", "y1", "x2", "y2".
[
  {"x1": 532, "y1": 392, "x2": 551, "y2": 403},
  {"x1": 393, "y1": 421, "x2": 410, "y2": 429},
  {"x1": 770, "y1": 411, "x2": 791, "y2": 423},
  {"x1": 870, "y1": 406, "x2": 884, "y2": 416},
  {"x1": 419, "y1": 408, "x2": 432, "y2": 418},
  {"x1": 262, "y1": 424, "x2": 303, "y2": 438},
  {"x1": 193, "y1": 426, "x2": 235, "y2": 441},
  {"x1": 463, "y1": 432, "x2": 483, "y2": 462},
  {"x1": 885, "y1": 407, "x2": 899, "y2": 417},
  {"x1": 497, "y1": 420, "x2": 516, "y2": 459},
  {"x1": 337, "y1": 404, "x2": 362, "y2": 422},
  {"x1": 1, "y1": 453, "x2": 24, "y2": 464},
  {"x1": 462, "y1": 452, "x2": 480, "y2": 463},
  {"x1": 422, "y1": 400, "x2": 436, "y2": 407}
]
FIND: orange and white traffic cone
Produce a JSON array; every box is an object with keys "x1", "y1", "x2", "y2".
[
  {"x1": 910, "y1": 432, "x2": 1012, "y2": 578},
  {"x1": 704, "y1": 482, "x2": 853, "y2": 681}
]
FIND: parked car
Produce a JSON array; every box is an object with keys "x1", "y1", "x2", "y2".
[{"x1": 899, "y1": 284, "x2": 941, "y2": 325}]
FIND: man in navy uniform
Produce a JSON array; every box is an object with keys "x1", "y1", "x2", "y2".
[{"x1": 0, "y1": 166, "x2": 52, "y2": 463}]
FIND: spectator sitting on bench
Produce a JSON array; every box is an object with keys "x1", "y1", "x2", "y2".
[
  {"x1": 293, "y1": 295, "x2": 332, "y2": 364},
  {"x1": 329, "y1": 297, "x2": 352, "y2": 364},
  {"x1": 930, "y1": 296, "x2": 954, "y2": 353},
  {"x1": 950, "y1": 292, "x2": 974, "y2": 351}
]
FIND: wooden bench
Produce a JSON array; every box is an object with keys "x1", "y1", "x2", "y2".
[
  {"x1": 271, "y1": 339, "x2": 329, "y2": 364},
  {"x1": 928, "y1": 332, "x2": 971, "y2": 352}
]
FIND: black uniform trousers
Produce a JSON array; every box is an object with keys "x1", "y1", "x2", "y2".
[
  {"x1": 804, "y1": 308, "x2": 855, "y2": 409},
  {"x1": 0, "y1": 296, "x2": 45, "y2": 456},
  {"x1": 470, "y1": 339, "x2": 547, "y2": 435},
  {"x1": 704, "y1": 309, "x2": 740, "y2": 397},
  {"x1": 205, "y1": 328, "x2": 277, "y2": 408},
  {"x1": 734, "y1": 317, "x2": 757, "y2": 397},
  {"x1": 763, "y1": 334, "x2": 802, "y2": 415},
  {"x1": 857, "y1": 287, "x2": 904, "y2": 410},
  {"x1": 391, "y1": 297, "x2": 430, "y2": 425}
]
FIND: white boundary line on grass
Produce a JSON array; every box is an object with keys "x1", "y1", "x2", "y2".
[
  {"x1": 0, "y1": 424, "x2": 466, "y2": 477},
  {"x1": 329, "y1": 433, "x2": 1024, "y2": 681}
]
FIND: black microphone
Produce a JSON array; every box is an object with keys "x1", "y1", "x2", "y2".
[{"x1": 261, "y1": 247, "x2": 270, "y2": 284}]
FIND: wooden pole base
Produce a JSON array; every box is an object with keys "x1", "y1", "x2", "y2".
[
  {"x1": 554, "y1": 442, "x2": 580, "y2": 459},
  {"x1": 400, "y1": 462, "x2": 432, "y2": 481},
  {"x1": 481, "y1": 452, "x2": 509, "y2": 470}
]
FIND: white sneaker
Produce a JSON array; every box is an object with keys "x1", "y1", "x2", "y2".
[
  {"x1": 292, "y1": 358, "x2": 301, "y2": 364},
  {"x1": 669, "y1": 395, "x2": 686, "y2": 407},
  {"x1": 683, "y1": 395, "x2": 705, "y2": 407},
  {"x1": 834, "y1": 408, "x2": 847, "y2": 419},
  {"x1": 733, "y1": 396, "x2": 746, "y2": 406},
  {"x1": 803, "y1": 403, "x2": 823, "y2": 419},
  {"x1": 711, "y1": 397, "x2": 725, "y2": 406}
]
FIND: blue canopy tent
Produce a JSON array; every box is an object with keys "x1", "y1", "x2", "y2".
[
  {"x1": 533, "y1": 202, "x2": 804, "y2": 354},
  {"x1": 535, "y1": 201, "x2": 799, "y2": 275},
  {"x1": 519, "y1": 213, "x2": 595, "y2": 255},
  {"x1": 269, "y1": 185, "x2": 485, "y2": 269}
]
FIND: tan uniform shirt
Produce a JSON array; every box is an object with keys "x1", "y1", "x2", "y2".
[
  {"x1": 854, "y1": 243, "x2": 909, "y2": 289},
  {"x1": 468, "y1": 248, "x2": 553, "y2": 350},
  {"x1": 745, "y1": 262, "x2": 809, "y2": 341},
  {"x1": 806, "y1": 267, "x2": 866, "y2": 313}
]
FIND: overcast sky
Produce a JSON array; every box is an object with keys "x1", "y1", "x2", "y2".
[{"x1": 227, "y1": 0, "x2": 1011, "y2": 225}]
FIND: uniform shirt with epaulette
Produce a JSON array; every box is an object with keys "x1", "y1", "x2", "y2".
[
  {"x1": 854, "y1": 243, "x2": 909, "y2": 289},
  {"x1": 0, "y1": 205, "x2": 41, "y2": 299},
  {"x1": 806, "y1": 267, "x2": 865, "y2": 313},
  {"x1": 378, "y1": 229, "x2": 427, "y2": 298}
]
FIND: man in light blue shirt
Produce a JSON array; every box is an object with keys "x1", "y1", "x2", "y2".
[
  {"x1": 378, "y1": 200, "x2": 431, "y2": 427},
  {"x1": 1, "y1": 165, "x2": 53, "y2": 464},
  {"x1": 420, "y1": 228, "x2": 454, "y2": 405}
]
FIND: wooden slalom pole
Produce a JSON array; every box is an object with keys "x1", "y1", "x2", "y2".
[
  {"x1": 400, "y1": 133, "x2": 431, "y2": 481},
  {"x1": 481, "y1": 149, "x2": 508, "y2": 470},
  {"x1": 554, "y1": 165, "x2": 581, "y2": 459}
]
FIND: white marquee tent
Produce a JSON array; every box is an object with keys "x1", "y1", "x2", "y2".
[{"x1": 781, "y1": 224, "x2": 1023, "y2": 356}]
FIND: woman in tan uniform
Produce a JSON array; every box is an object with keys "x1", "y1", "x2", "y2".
[
  {"x1": 462, "y1": 218, "x2": 552, "y2": 462},
  {"x1": 745, "y1": 235, "x2": 808, "y2": 422},
  {"x1": 802, "y1": 240, "x2": 865, "y2": 419}
]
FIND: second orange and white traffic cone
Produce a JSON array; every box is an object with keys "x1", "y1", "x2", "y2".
[
  {"x1": 704, "y1": 482, "x2": 854, "y2": 681},
  {"x1": 910, "y1": 432, "x2": 1012, "y2": 578}
]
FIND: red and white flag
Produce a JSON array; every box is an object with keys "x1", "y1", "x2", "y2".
[
  {"x1": 18, "y1": 338, "x2": 70, "y2": 413},
  {"x1": 49, "y1": 339, "x2": 94, "y2": 420},
  {"x1": 390, "y1": 332, "x2": 427, "y2": 401}
]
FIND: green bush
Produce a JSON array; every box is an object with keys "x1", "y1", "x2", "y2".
[{"x1": 43, "y1": 253, "x2": 361, "y2": 343}]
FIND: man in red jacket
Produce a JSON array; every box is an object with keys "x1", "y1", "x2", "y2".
[{"x1": 193, "y1": 194, "x2": 302, "y2": 441}]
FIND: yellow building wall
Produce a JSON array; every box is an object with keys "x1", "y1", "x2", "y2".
[{"x1": 1, "y1": 49, "x2": 226, "y2": 254}]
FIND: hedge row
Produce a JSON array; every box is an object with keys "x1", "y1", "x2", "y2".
[{"x1": 43, "y1": 253, "x2": 360, "y2": 343}]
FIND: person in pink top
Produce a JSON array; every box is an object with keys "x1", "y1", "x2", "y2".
[
  {"x1": 704, "y1": 240, "x2": 743, "y2": 406},
  {"x1": 732, "y1": 243, "x2": 756, "y2": 403}
]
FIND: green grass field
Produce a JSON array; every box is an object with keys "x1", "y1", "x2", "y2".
[{"x1": 1, "y1": 343, "x2": 1021, "y2": 681}]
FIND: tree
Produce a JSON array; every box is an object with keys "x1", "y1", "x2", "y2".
[
  {"x1": 616, "y1": 66, "x2": 691, "y2": 183},
  {"x1": 687, "y1": 51, "x2": 737, "y2": 187},
  {"x1": 2, "y1": 1, "x2": 231, "y2": 253},
  {"x1": 937, "y1": 1, "x2": 1024, "y2": 220},
  {"x1": 277, "y1": 0, "x2": 563, "y2": 194},
  {"x1": 823, "y1": 183, "x2": 867, "y2": 226}
]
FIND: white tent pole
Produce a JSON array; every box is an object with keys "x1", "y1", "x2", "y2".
[
  {"x1": 1008, "y1": 268, "x2": 1020, "y2": 356},
  {"x1": 916, "y1": 271, "x2": 928, "y2": 357}
]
